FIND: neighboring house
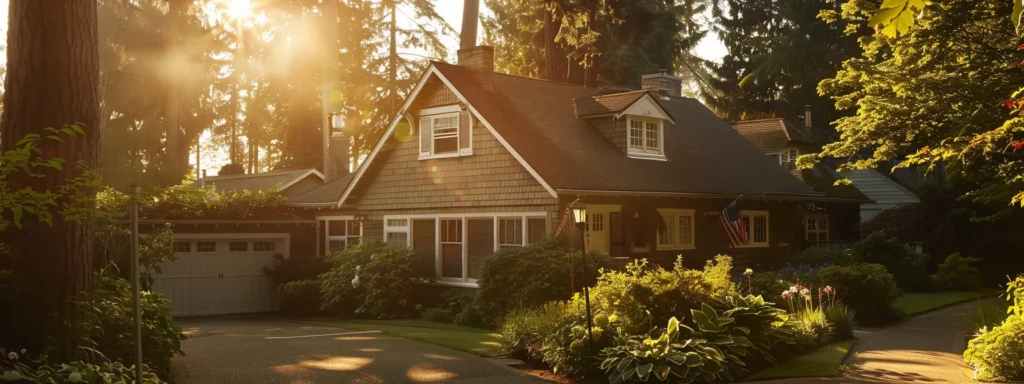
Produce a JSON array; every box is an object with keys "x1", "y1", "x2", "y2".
[
  {"x1": 201, "y1": 168, "x2": 325, "y2": 198},
  {"x1": 731, "y1": 117, "x2": 919, "y2": 223},
  {"x1": 287, "y1": 45, "x2": 863, "y2": 288}
]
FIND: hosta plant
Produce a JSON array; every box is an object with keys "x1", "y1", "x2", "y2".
[{"x1": 600, "y1": 317, "x2": 731, "y2": 383}]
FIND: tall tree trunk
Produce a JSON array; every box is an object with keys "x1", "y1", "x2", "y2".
[
  {"x1": 0, "y1": 0, "x2": 100, "y2": 356},
  {"x1": 165, "y1": 0, "x2": 185, "y2": 177}
]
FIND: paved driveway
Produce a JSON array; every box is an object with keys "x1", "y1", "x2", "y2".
[{"x1": 171, "y1": 317, "x2": 543, "y2": 384}]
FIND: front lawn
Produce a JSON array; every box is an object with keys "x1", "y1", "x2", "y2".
[
  {"x1": 746, "y1": 340, "x2": 856, "y2": 381},
  {"x1": 303, "y1": 318, "x2": 503, "y2": 357},
  {"x1": 893, "y1": 291, "x2": 993, "y2": 316}
]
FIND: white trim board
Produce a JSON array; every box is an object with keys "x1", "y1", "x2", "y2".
[
  {"x1": 277, "y1": 169, "x2": 325, "y2": 192},
  {"x1": 335, "y1": 65, "x2": 559, "y2": 208}
]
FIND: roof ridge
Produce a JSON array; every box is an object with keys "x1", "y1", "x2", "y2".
[
  {"x1": 592, "y1": 89, "x2": 648, "y2": 99},
  {"x1": 207, "y1": 168, "x2": 312, "y2": 180}
]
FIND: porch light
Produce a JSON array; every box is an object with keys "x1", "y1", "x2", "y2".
[
  {"x1": 329, "y1": 112, "x2": 344, "y2": 133},
  {"x1": 572, "y1": 204, "x2": 587, "y2": 225}
]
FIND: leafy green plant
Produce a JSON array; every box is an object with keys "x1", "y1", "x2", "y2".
[
  {"x1": 279, "y1": 279, "x2": 322, "y2": 316},
  {"x1": 930, "y1": 253, "x2": 984, "y2": 291},
  {"x1": 717, "y1": 294, "x2": 794, "y2": 363},
  {"x1": 73, "y1": 274, "x2": 185, "y2": 380},
  {"x1": 791, "y1": 245, "x2": 856, "y2": 267},
  {"x1": 600, "y1": 317, "x2": 730, "y2": 384},
  {"x1": 264, "y1": 253, "x2": 330, "y2": 285},
  {"x1": 0, "y1": 350, "x2": 163, "y2": 384},
  {"x1": 825, "y1": 304, "x2": 856, "y2": 339},
  {"x1": 420, "y1": 307, "x2": 455, "y2": 323},
  {"x1": 818, "y1": 263, "x2": 901, "y2": 325},
  {"x1": 964, "y1": 315, "x2": 1024, "y2": 381},
  {"x1": 319, "y1": 238, "x2": 434, "y2": 318},
  {"x1": 475, "y1": 239, "x2": 607, "y2": 326},
  {"x1": 852, "y1": 231, "x2": 931, "y2": 291}
]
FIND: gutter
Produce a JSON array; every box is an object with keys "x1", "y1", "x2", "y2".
[{"x1": 555, "y1": 189, "x2": 865, "y2": 203}]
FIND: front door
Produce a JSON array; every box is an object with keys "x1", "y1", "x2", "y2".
[{"x1": 584, "y1": 205, "x2": 620, "y2": 255}]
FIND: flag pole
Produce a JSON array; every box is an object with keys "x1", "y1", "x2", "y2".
[{"x1": 129, "y1": 185, "x2": 144, "y2": 381}]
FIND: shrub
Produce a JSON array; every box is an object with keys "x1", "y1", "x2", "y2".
[
  {"x1": 497, "y1": 298, "x2": 605, "y2": 377},
  {"x1": 818, "y1": 263, "x2": 901, "y2": 326},
  {"x1": 852, "y1": 231, "x2": 931, "y2": 291},
  {"x1": 475, "y1": 239, "x2": 607, "y2": 325},
  {"x1": 825, "y1": 303, "x2": 856, "y2": 339},
  {"x1": 791, "y1": 308, "x2": 833, "y2": 347},
  {"x1": 279, "y1": 279, "x2": 321, "y2": 316},
  {"x1": 792, "y1": 244, "x2": 856, "y2": 267},
  {"x1": 76, "y1": 275, "x2": 185, "y2": 380},
  {"x1": 718, "y1": 294, "x2": 795, "y2": 363},
  {"x1": 964, "y1": 315, "x2": 1024, "y2": 381},
  {"x1": 420, "y1": 307, "x2": 455, "y2": 323},
  {"x1": 600, "y1": 317, "x2": 732, "y2": 384},
  {"x1": 0, "y1": 352, "x2": 164, "y2": 384},
  {"x1": 319, "y1": 238, "x2": 434, "y2": 318},
  {"x1": 930, "y1": 253, "x2": 984, "y2": 291},
  {"x1": 744, "y1": 270, "x2": 792, "y2": 306},
  {"x1": 589, "y1": 256, "x2": 737, "y2": 335},
  {"x1": 264, "y1": 253, "x2": 330, "y2": 285}
]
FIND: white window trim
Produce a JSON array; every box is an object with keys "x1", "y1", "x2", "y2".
[
  {"x1": 319, "y1": 215, "x2": 362, "y2": 253},
  {"x1": 769, "y1": 149, "x2": 800, "y2": 164},
  {"x1": 384, "y1": 212, "x2": 550, "y2": 288},
  {"x1": 740, "y1": 210, "x2": 770, "y2": 248},
  {"x1": 656, "y1": 209, "x2": 696, "y2": 251},
  {"x1": 805, "y1": 214, "x2": 829, "y2": 242},
  {"x1": 419, "y1": 106, "x2": 472, "y2": 160},
  {"x1": 626, "y1": 116, "x2": 666, "y2": 160},
  {"x1": 384, "y1": 218, "x2": 411, "y2": 247}
]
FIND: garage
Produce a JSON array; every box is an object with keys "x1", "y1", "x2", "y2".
[{"x1": 152, "y1": 233, "x2": 289, "y2": 316}]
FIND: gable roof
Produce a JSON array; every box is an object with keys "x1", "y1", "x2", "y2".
[
  {"x1": 204, "y1": 168, "x2": 323, "y2": 193},
  {"x1": 792, "y1": 163, "x2": 871, "y2": 202},
  {"x1": 730, "y1": 118, "x2": 812, "y2": 152},
  {"x1": 431, "y1": 63, "x2": 817, "y2": 197}
]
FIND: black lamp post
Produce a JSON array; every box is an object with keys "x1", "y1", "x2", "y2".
[{"x1": 572, "y1": 203, "x2": 595, "y2": 349}]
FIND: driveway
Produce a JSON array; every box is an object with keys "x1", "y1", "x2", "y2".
[{"x1": 171, "y1": 317, "x2": 543, "y2": 384}]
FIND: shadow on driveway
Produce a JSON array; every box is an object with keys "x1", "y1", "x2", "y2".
[{"x1": 171, "y1": 315, "x2": 543, "y2": 384}]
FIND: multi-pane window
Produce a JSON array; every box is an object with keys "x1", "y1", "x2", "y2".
[
  {"x1": 741, "y1": 211, "x2": 770, "y2": 247},
  {"x1": 805, "y1": 214, "x2": 829, "y2": 242},
  {"x1": 253, "y1": 241, "x2": 276, "y2": 252},
  {"x1": 498, "y1": 218, "x2": 523, "y2": 248},
  {"x1": 172, "y1": 241, "x2": 191, "y2": 253},
  {"x1": 527, "y1": 218, "x2": 547, "y2": 244},
  {"x1": 196, "y1": 241, "x2": 216, "y2": 252},
  {"x1": 657, "y1": 209, "x2": 695, "y2": 250},
  {"x1": 229, "y1": 241, "x2": 248, "y2": 252},
  {"x1": 440, "y1": 219, "x2": 463, "y2": 244},
  {"x1": 384, "y1": 218, "x2": 410, "y2": 247},
  {"x1": 419, "y1": 109, "x2": 471, "y2": 158},
  {"x1": 431, "y1": 114, "x2": 459, "y2": 154},
  {"x1": 326, "y1": 219, "x2": 362, "y2": 252},
  {"x1": 627, "y1": 117, "x2": 664, "y2": 157},
  {"x1": 439, "y1": 219, "x2": 464, "y2": 279}
]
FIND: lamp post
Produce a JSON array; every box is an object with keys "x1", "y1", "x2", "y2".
[
  {"x1": 572, "y1": 203, "x2": 595, "y2": 349},
  {"x1": 329, "y1": 112, "x2": 344, "y2": 133}
]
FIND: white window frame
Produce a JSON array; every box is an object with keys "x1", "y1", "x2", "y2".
[
  {"x1": 740, "y1": 210, "x2": 770, "y2": 248},
  {"x1": 172, "y1": 241, "x2": 191, "y2": 253},
  {"x1": 384, "y1": 218, "x2": 411, "y2": 247},
  {"x1": 656, "y1": 209, "x2": 696, "y2": 251},
  {"x1": 419, "y1": 105, "x2": 472, "y2": 160},
  {"x1": 320, "y1": 215, "x2": 362, "y2": 253},
  {"x1": 196, "y1": 241, "x2": 217, "y2": 253},
  {"x1": 253, "y1": 241, "x2": 276, "y2": 252},
  {"x1": 384, "y1": 212, "x2": 550, "y2": 288},
  {"x1": 626, "y1": 116, "x2": 666, "y2": 160},
  {"x1": 229, "y1": 241, "x2": 248, "y2": 252},
  {"x1": 805, "y1": 214, "x2": 829, "y2": 242},
  {"x1": 769, "y1": 148, "x2": 800, "y2": 164},
  {"x1": 496, "y1": 217, "x2": 525, "y2": 249}
]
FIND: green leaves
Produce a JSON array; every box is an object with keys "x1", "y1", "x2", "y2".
[
  {"x1": 869, "y1": 0, "x2": 928, "y2": 38},
  {"x1": 1014, "y1": 0, "x2": 1024, "y2": 33}
]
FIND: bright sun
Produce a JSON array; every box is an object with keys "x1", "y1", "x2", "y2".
[{"x1": 226, "y1": 0, "x2": 253, "y2": 20}]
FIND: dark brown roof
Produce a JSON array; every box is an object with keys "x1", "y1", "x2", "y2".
[
  {"x1": 574, "y1": 90, "x2": 647, "y2": 117},
  {"x1": 791, "y1": 163, "x2": 871, "y2": 201},
  {"x1": 204, "y1": 168, "x2": 321, "y2": 193},
  {"x1": 287, "y1": 173, "x2": 355, "y2": 205},
  {"x1": 432, "y1": 63, "x2": 820, "y2": 197},
  {"x1": 731, "y1": 118, "x2": 811, "y2": 152}
]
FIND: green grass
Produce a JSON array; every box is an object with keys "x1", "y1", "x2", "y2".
[
  {"x1": 302, "y1": 318, "x2": 503, "y2": 357},
  {"x1": 746, "y1": 340, "x2": 856, "y2": 381},
  {"x1": 893, "y1": 291, "x2": 994, "y2": 316}
]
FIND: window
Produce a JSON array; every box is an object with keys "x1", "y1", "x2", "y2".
[
  {"x1": 497, "y1": 218, "x2": 523, "y2": 248},
  {"x1": 627, "y1": 117, "x2": 664, "y2": 158},
  {"x1": 656, "y1": 209, "x2": 695, "y2": 250},
  {"x1": 768, "y1": 153, "x2": 782, "y2": 164},
  {"x1": 419, "y1": 107, "x2": 471, "y2": 159},
  {"x1": 196, "y1": 241, "x2": 216, "y2": 252},
  {"x1": 806, "y1": 214, "x2": 829, "y2": 242},
  {"x1": 440, "y1": 219, "x2": 463, "y2": 243},
  {"x1": 172, "y1": 241, "x2": 191, "y2": 253},
  {"x1": 741, "y1": 211, "x2": 770, "y2": 247},
  {"x1": 439, "y1": 219, "x2": 464, "y2": 279},
  {"x1": 527, "y1": 218, "x2": 547, "y2": 244},
  {"x1": 229, "y1": 241, "x2": 248, "y2": 252},
  {"x1": 770, "y1": 149, "x2": 800, "y2": 164},
  {"x1": 253, "y1": 241, "x2": 276, "y2": 252},
  {"x1": 384, "y1": 217, "x2": 410, "y2": 247},
  {"x1": 325, "y1": 218, "x2": 362, "y2": 252}
]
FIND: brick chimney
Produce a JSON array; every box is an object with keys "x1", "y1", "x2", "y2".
[
  {"x1": 326, "y1": 133, "x2": 350, "y2": 180},
  {"x1": 641, "y1": 71, "x2": 682, "y2": 97},
  {"x1": 457, "y1": 45, "x2": 494, "y2": 73}
]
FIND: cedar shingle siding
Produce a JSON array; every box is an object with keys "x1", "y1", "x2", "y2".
[
  {"x1": 413, "y1": 219, "x2": 436, "y2": 267},
  {"x1": 591, "y1": 117, "x2": 627, "y2": 153},
  {"x1": 467, "y1": 219, "x2": 493, "y2": 279}
]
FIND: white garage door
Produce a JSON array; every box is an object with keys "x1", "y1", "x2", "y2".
[{"x1": 152, "y1": 234, "x2": 287, "y2": 316}]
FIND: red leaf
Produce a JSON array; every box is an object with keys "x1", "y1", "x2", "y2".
[
  {"x1": 1005, "y1": 99, "x2": 1016, "y2": 109},
  {"x1": 1013, "y1": 141, "x2": 1024, "y2": 151},
  {"x1": 1017, "y1": 43, "x2": 1024, "y2": 50}
]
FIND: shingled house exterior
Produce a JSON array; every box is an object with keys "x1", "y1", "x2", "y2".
[{"x1": 288, "y1": 46, "x2": 863, "y2": 288}]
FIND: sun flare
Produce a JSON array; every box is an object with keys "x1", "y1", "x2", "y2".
[{"x1": 226, "y1": 0, "x2": 253, "y2": 20}]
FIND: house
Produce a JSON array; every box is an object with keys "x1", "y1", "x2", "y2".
[
  {"x1": 200, "y1": 168, "x2": 325, "y2": 198},
  {"x1": 730, "y1": 114, "x2": 918, "y2": 223},
  {"x1": 287, "y1": 45, "x2": 864, "y2": 288}
]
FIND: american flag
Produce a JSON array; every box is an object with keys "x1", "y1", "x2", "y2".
[{"x1": 720, "y1": 198, "x2": 748, "y2": 248}]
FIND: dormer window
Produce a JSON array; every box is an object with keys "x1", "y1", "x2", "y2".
[
  {"x1": 419, "y1": 105, "x2": 472, "y2": 159},
  {"x1": 627, "y1": 116, "x2": 664, "y2": 159}
]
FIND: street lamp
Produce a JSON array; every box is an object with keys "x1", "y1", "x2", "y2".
[
  {"x1": 329, "y1": 112, "x2": 344, "y2": 134},
  {"x1": 572, "y1": 202, "x2": 595, "y2": 349}
]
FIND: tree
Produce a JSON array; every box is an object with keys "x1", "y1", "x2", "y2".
[
  {"x1": 809, "y1": 0, "x2": 1024, "y2": 215},
  {"x1": 0, "y1": 0, "x2": 101, "y2": 355},
  {"x1": 703, "y1": 0, "x2": 867, "y2": 123},
  {"x1": 483, "y1": 0, "x2": 709, "y2": 90}
]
